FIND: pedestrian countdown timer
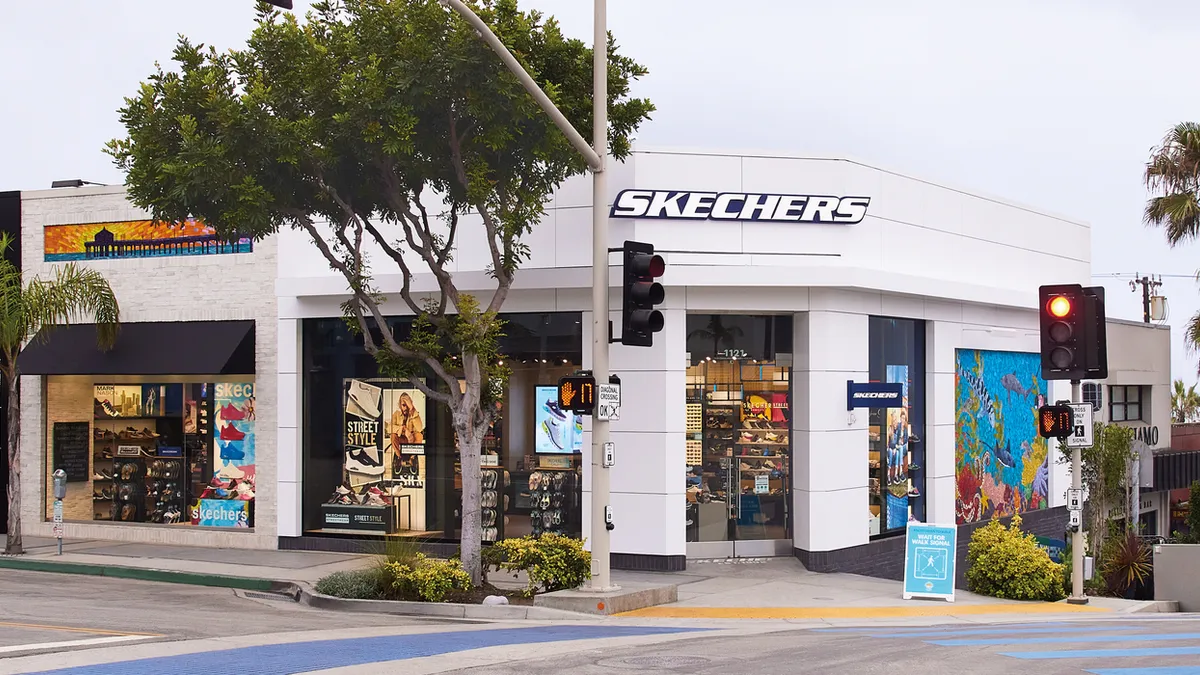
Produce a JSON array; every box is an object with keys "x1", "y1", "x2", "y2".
[
  {"x1": 557, "y1": 374, "x2": 596, "y2": 414},
  {"x1": 1038, "y1": 404, "x2": 1074, "y2": 439}
]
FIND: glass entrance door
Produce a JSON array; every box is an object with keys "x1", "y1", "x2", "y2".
[{"x1": 685, "y1": 358, "x2": 791, "y2": 558}]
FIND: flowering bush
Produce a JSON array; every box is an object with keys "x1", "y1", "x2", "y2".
[
  {"x1": 384, "y1": 554, "x2": 471, "y2": 603},
  {"x1": 485, "y1": 534, "x2": 591, "y2": 597},
  {"x1": 966, "y1": 514, "x2": 1065, "y2": 602}
]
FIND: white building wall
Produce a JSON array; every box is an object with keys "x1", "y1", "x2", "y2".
[{"x1": 19, "y1": 186, "x2": 279, "y2": 549}]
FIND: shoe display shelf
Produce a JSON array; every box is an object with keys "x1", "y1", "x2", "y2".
[
  {"x1": 527, "y1": 466, "x2": 580, "y2": 538},
  {"x1": 91, "y1": 415, "x2": 188, "y2": 524},
  {"x1": 480, "y1": 467, "x2": 508, "y2": 543}
]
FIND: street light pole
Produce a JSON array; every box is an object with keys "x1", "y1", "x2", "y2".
[{"x1": 438, "y1": 0, "x2": 615, "y2": 591}]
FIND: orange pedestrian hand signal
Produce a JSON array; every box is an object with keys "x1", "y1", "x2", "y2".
[
  {"x1": 558, "y1": 374, "x2": 596, "y2": 414},
  {"x1": 1038, "y1": 404, "x2": 1073, "y2": 439}
]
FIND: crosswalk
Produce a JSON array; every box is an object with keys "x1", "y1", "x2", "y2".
[{"x1": 816, "y1": 618, "x2": 1200, "y2": 674}]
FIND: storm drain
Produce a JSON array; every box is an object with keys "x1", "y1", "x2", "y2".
[{"x1": 243, "y1": 591, "x2": 294, "y2": 602}]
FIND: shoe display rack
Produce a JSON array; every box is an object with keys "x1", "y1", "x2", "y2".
[
  {"x1": 527, "y1": 468, "x2": 580, "y2": 538},
  {"x1": 480, "y1": 467, "x2": 508, "y2": 542},
  {"x1": 92, "y1": 423, "x2": 187, "y2": 523}
]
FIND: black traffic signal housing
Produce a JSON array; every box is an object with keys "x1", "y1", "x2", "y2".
[
  {"x1": 1038, "y1": 404, "x2": 1074, "y2": 439},
  {"x1": 621, "y1": 240, "x2": 665, "y2": 347},
  {"x1": 1039, "y1": 284, "x2": 1108, "y2": 381}
]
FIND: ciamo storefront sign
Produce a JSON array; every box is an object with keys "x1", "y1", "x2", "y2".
[{"x1": 610, "y1": 190, "x2": 871, "y2": 224}]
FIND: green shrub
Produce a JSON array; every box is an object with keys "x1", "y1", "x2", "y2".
[
  {"x1": 314, "y1": 568, "x2": 387, "y2": 600},
  {"x1": 385, "y1": 554, "x2": 472, "y2": 603},
  {"x1": 487, "y1": 533, "x2": 591, "y2": 597},
  {"x1": 966, "y1": 514, "x2": 1066, "y2": 602}
]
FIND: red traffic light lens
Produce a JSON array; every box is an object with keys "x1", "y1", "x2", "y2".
[{"x1": 1048, "y1": 295, "x2": 1072, "y2": 318}]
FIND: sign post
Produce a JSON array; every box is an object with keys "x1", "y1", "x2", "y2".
[{"x1": 903, "y1": 522, "x2": 957, "y2": 602}]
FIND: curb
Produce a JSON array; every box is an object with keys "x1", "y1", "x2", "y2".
[
  {"x1": 297, "y1": 586, "x2": 600, "y2": 621},
  {"x1": 0, "y1": 555, "x2": 284, "y2": 593}
]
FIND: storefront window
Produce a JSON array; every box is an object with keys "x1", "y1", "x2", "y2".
[
  {"x1": 685, "y1": 315, "x2": 792, "y2": 546},
  {"x1": 47, "y1": 378, "x2": 255, "y2": 528},
  {"x1": 302, "y1": 313, "x2": 583, "y2": 542},
  {"x1": 867, "y1": 317, "x2": 926, "y2": 536}
]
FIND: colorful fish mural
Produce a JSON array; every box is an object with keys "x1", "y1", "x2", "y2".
[{"x1": 955, "y1": 349, "x2": 1049, "y2": 524}]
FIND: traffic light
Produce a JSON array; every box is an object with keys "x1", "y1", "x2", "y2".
[
  {"x1": 1038, "y1": 284, "x2": 1108, "y2": 381},
  {"x1": 621, "y1": 240, "x2": 665, "y2": 347},
  {"x1": 557, "y1": 373, "x2": 596, "y2": 414},
  {"x1": 1038, "y1": 404, "x2": 1074, "y2": 439}
]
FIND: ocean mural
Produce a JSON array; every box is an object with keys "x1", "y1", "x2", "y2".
[
  {"x1": 43, "y1": 219, "x2": 252, "y2": 262},
  {"x1": 955, "y1": 349, "x2": 1050, "y2": 525}
]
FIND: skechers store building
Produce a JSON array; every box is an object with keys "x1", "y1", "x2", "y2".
[{"x1": 277, "y1": 147, "x2": 1092, "y2": 574}]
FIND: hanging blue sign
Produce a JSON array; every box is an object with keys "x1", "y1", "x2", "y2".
[
  {"x1": 903, "y1": 522, "x2": 957, "y2": 602},
  {"x1": 847, "y1": 380, "x2": 904, "y2": 410}
]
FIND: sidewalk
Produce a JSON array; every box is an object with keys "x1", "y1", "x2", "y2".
[
  {"x1": 0, "y1": 536, "x2": 374, "y2": 589},
  {"x1": 0, "y1": 538, "x2": 1167, "y2": 621}
]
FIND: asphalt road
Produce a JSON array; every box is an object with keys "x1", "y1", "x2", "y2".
[
  {"x1": 0, "y1": 568, "x2": 432, "y2": 658},
  {"x1": 444, "y1": 617, "x2": 1200, "y2": 675}
]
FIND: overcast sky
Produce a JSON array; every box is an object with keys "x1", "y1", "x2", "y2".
[{"x1": 3, "y1": 0, "x2": 1198, "y2": 386}]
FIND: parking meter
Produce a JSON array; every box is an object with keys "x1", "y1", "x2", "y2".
[
  {"x1": 52, "y1": 469, "x2": 66, "y2": 554},
  {"x1": 52, "y1": 469, "x2": 67, "y2": 500}
]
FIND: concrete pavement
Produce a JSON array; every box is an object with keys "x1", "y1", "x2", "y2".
[{"x1": 1, "y1": 537, "x2": 1169, "y2": 622}]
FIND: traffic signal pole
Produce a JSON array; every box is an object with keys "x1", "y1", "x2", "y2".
[
  {"x1": 437, "y1": 0, "x2": 613, "y2": 591},
  {"x1": 1069, "y1": 379, "x2": 1085, "y2": 604},
  {"x1": 588, "y1": 0, "x2": 616, "y2": 592}
]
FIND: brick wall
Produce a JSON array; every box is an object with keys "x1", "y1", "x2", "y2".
[
  {"x1": 18, "y1": 187, "x2": 278, "y2": 549},
  {"x1": 43, "y1": 378, "x2": 93, "y2": 521},
  {"x1": 795, "y1": 506, "x2": 1068, "y2": 589}
]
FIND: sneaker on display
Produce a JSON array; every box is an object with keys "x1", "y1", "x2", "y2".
[
  {"x1": 219, "y1": 402, "x2": 246, "y2": 421},
  {"x1": 346, "y1": 448, "x2": 385, "y2": 476},
  {"x1": 219, "y1": 423, "x2": 246, "y2": 442},
  {"x1": 347, "y1": 380, "x2": 382, "y2": 419}
]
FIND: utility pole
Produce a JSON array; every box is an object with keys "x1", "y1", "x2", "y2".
[{"x1": 1130, "y1": 274, "x2": 1163, "y2": 324}]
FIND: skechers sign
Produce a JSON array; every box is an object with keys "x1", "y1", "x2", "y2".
[
  {"x1": 610, "y1": 190, "x2": 871, "y2": 224},
  {"x1": 847, "y1": 380, "x2": 904, "y2": 410}
]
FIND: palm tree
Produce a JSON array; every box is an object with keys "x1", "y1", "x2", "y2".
[
  {"x1": 1145, "y1": 123, "x2": 1200, "y2": 365},
  {"x1": 688, "y1": 316, "x2": 744, "y2": 355},
  {"x1": 1172, "y1": 379, "x2": 1200, "y2": 424},
  {"x1": 1, "y1": 234, "x2": 119, "y2": 555}
]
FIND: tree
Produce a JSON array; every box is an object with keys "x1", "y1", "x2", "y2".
[
  {"x1": 1172, "y1": 379, "x2": 1200, "y2": 423},
  {"x1": 105, "y1": 0, "x2": 653, "y2": 585},
  {"x1": 1060, "y1": 422, "x2": 1135, "y2": 558},
  {"x1": 1145, "y1": 123, "x2": 1200, "y2": 365},
  {"x1": 688, "y1": 316, "x2": 744, "y2": 355},
  {"x1": 1, "y1": 235, "x2": 119, "y2": 555}
]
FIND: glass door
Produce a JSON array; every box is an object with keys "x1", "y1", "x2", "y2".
[{"x1": 685, "y1": 358, "x2": 791, "y2": 558}]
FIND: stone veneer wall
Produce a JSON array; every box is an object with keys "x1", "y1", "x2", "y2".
[{"x1": 19, "y1": 186, "x2": 278, "y2": 549}]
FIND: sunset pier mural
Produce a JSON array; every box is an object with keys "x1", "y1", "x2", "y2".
[{"x1": 44, "y1": 219, "x2": 252, "y2": 262}]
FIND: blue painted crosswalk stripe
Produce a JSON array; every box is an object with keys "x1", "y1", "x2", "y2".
[
  {"x1": 1003, "y1": 646, "x2": 1200, "y2": 659},
  {"x1": 1089, "y1": 662, "x2": 1200, "y2": 667},
  {"x1": 865, "y1": 625, "x2": 1142, "y2": 639},
  {"x1": 930, "y1": 632, "x2": 1200, "y2": 646},
  {"x1": 813, "y1": 622, "x2": 1080, "y2": 633}
]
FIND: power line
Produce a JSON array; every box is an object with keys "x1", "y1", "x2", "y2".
[{"x1": 1093, "y1": 272, "x2": 1195, "y2": 279}]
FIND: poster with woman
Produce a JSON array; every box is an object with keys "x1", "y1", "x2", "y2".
[{"x1": 384, "y1": 389, "x2": 426, "y2": 477}]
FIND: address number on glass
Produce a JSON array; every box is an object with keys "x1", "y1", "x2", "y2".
[{"x1": 718, "y1": 349, "x2": 748, "y2": 359}]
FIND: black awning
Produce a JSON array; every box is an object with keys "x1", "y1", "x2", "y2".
[
  {"x1": 19, "y1": 320, "x2": 255, "y2": 376},
  {"x1": 1152, "y1": 449, "x2": 1200, "y2": 492}
]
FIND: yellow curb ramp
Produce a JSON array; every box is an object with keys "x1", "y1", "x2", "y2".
[{"x1": 616, "y1": 603, "x2": 1112, "y2": 619}]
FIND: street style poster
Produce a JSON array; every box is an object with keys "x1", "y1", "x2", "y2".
[
  {"x1": 215, "y1": 383, "x2": 256, "y2": 481},
  {"x1": 344, "y1": 379, "x2": 384, "y2": 487}
]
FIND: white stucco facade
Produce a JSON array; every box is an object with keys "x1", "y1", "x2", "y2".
[{"x1": 273, "y1": 147, "x2": 1090, "y2": 562}]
